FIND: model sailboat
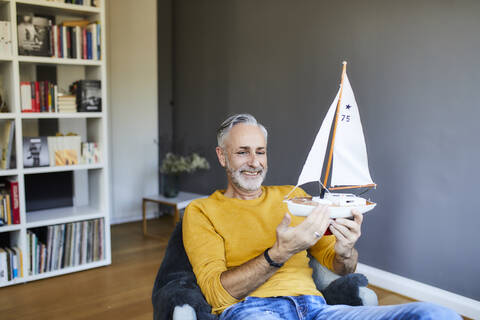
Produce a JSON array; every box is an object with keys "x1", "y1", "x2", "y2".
[{"x1": 285, "y1": 62, "x2": 377, "y2": 219}]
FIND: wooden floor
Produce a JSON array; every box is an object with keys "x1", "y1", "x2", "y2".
[{"x1": 0, "y1": 216, "x2": 467, "y2": 319}]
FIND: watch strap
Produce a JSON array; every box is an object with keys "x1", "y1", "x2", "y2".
[{"x1": 264, "y1": 248, "x2": 283, "y2": 268}]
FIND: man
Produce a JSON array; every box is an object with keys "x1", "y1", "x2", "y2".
[{"x1": 183, "y1": 114, "x2": 460, "y2": 319}]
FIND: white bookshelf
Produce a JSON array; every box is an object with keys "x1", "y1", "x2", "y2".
[{"x1": 0, "y1": 0, "x2": 110, "y2": 288}]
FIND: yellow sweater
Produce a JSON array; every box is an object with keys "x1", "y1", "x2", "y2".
[{"x1": 182, "y1": 185, "x2": 337, "y2": 314}]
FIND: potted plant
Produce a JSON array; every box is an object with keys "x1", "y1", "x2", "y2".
[{"x1": 160, "y1": 152, "x2": 210, "y2": 197}]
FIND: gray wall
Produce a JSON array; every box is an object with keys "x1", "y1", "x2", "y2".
[{"x1": 171, "y1": 0, "x2": 480, "y2": 300}]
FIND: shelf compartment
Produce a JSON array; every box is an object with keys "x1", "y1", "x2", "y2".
[
  {"x1": 26, "y1": 205, "x2": 104, "y2": 228},
  {"x1": 26, "y1": 258, "x2": 109, "y2": 282},
  {"x1": 18, "y1": 56, "x2": 102, "y2": 66}
]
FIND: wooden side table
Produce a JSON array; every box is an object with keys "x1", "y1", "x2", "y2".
[{"x1": 142, "y1": 191, "x2": 207, "y2": 237}]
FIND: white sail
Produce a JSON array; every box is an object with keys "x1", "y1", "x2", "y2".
[
  {"x1": 331, "y1": 74, "x2": 374, "y2": 187},
  {"x1": 296, "y1": 90, "x2": 339, "y2": 187}
]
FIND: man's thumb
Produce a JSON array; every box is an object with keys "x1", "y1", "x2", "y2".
[{"x1": 277, "y1": 212, "x2": 291, "y2": 231}]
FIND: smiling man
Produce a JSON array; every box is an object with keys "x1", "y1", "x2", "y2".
[{"x1": 182, "y1": 114, "x2": 460, "y2": 319}]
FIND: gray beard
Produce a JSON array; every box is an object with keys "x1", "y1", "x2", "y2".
[{"x1": 225, "y1": 158, "x2": 267, "y2": 192}]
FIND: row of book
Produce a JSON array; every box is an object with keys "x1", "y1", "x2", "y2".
[
  {"x1": 0, "y1": 179, "x2": 20, "y2": 226},
  {"x1": 20, "y1": 80, "x2": 102, "y2": 113},
  {"x1": 20, "y1": 81, "x2": 57, "y2": 113},
  {"x1": 28, "y1": 218, "x2": 104, "y2": 275},
  {"x1": 18, "y1": 15, "x2": 101, "y2": 60},
  {"x1": 23, "y1": 135, "x2": 102, "y2": 168},
  {"x1": 0, "y1": 246, "x2": 23, "y2": 283},
  {"x1": 47, "y1": 0, "x2": 100, "y2": 6}
]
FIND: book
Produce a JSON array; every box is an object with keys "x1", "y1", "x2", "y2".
[
  {"x1": 0, "y1": 120, "x2": 15, "y2": 169},
  {"x1": 17, "y1": 15, "x2": 51, "y2": 57},
  {"x1": 0, "y1": 21, "x2": 12, "y2": 56},
  {"x1": 8, "y1": 179, "x2": 19, "y2": 224},
  {"x1": 23, "y1": 137, "x2": 50, "y2": 168},
  {"x1": 13, "y1": 247, "x2": 23, "y2": 278},
  {"x1": 0, "y1": 247, "x2": 7, "y2": 283},
  {"x1": 75, "y1": 80, "x2": 101, "y2": 112},
  {"x1": 20, "y1": 82, "x2": 33, "y2": 112}
]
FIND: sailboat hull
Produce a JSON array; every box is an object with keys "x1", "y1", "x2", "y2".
[{"x1": 285, "y1": 197, "x2": 376, "y2": 219}]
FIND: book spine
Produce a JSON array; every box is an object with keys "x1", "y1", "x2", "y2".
[
  {"x1": 30, "y1": 81, "x2": 35, "y2": 112},
  {"x1": 62, "y1": 26, "x2": 67, "y2": 59},
  {"x1": 82, "y1": 28, "x2": 87, "y2": 59},
  {"x1": 53, "y1": 25, "x2": 58, "y2": 58},
  {"x1": 39, "y1": 81, "x2": 45, "y2": 112},
  {"x1": 34, "y1": 82, "x2": 40, "y2": 113},
  {"x1": 9, "y1": 180, "x2": 20, "y2": 224},
  {"x1": 86, "y1": 31, "x2": 92, "y2": 59},
  {"x1": 97, "y1": 23, "x2": 101, "y2": 60}
]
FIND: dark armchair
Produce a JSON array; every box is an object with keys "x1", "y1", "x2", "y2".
[{"x1": 152, "y1": 220, "x2": 377, "y2": 320}]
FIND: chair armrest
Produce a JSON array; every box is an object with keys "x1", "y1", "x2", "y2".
[
  {"x1": 309, "y1": 255, "x2": 341, "y2": 291},
  {"x1": 309, "y1": 255, "x2": 378, "y2": 306}
]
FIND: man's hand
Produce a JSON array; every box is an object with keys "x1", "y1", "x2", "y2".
[
  {"x1": 268, "y1": 205, "x2": 331, "y2": 264},
  {"x1": 330, "y1": 210, "x2": 363, "y2": 274}
]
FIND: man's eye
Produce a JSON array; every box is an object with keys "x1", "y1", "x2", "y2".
[
  {"x1": 256, "y1": 152, "x2": 265, "y2": 155},
  {"x1": 237, "y1": 151, "x2": 247, "y2": 155}
]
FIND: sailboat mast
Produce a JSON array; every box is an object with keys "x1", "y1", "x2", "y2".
[{"x1": 321, "y1": 61, "x2": 347, "y2": 198}]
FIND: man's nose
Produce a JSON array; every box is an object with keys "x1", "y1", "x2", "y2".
[{"x1": 247, "y1": 154, "x2": 260, "y2": 167}]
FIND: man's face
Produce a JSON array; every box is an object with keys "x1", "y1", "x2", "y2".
[{"x1": 217, "y1": 123, "x2": 268, "y2": 192}]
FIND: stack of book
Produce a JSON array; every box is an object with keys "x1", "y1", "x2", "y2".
[
  {"x1": 57, "y1": 94, "x2": 76, "y2": 113},
  {"x1": 0, "y1": 179, "x2": 20, "y2": 226},
  {"x1": 27, "y1": 218, "x2": 104, "y2": 275},
  {"x1": 0, "y1": 246, "x2": 23, "y2": 283}
]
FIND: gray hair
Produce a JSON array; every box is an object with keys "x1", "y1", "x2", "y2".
[{"x1": 217, "y1": 114, "x2": 268, "y2": 148}]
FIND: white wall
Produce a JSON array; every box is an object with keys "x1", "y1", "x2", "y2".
[{"x1": 107, "y1": 0, "x2": 158, "y2": 224}]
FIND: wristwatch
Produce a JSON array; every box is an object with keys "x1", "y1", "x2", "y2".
[{"x1": 264, "y1": 248, "x2": 284, "y2": 268}]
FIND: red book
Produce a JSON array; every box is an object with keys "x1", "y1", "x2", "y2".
[
  {"x1": 44, "y1": 81, "x2": 50, "y2": 112},
  {"x1": 35, "y1": 82, "x2": 40, "y2": 112},
  {"x1": 83, "y1": 28, "x2": 87, "y2": 59},
  {"x1": 8, "y1": 180, "x2": 20, "y2": 225}
]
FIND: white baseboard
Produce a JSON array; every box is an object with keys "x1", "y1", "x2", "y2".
[{"x1": 357, "y1": 263, "x2": 480, "y2": 319}]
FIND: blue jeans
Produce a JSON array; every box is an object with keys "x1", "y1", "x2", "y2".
[{"x1": 219, "y1": 295, "x2": 461, "y2": 320}]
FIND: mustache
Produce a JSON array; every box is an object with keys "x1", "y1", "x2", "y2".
[{"x1": 239, "y1": 165, "x2": 264, "y2": 173}]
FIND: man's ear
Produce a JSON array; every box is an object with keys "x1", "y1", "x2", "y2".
[{"x1": 216, "y1": 146, "x2": 226, "y2": 167}]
